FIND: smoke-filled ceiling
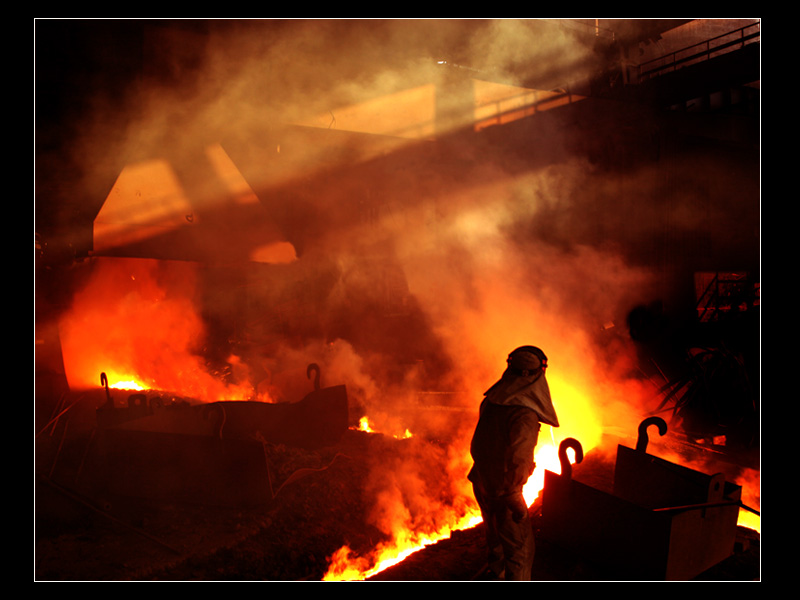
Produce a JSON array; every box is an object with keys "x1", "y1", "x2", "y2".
[{"x1": 35, "y1": 18, "x2": 760, "y2": 580}]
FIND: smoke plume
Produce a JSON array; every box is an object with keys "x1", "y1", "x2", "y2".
[{"x1": 41, "y1": 20, "x2": 759, "y2": 574}]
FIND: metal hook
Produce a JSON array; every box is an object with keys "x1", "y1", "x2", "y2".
[
  {"x1": 558, "y1": 437, "x2": 584, "y2": 480},
  {"x1": 636, "y1": 416, "x2": 668, "y2": 452},
  {"x1": 100, "y1": 372, "x2": 113, "y2": 408},
  {"x1": 307, "y1": 363, "x2": 321, "y2": 391},
  {"x1": 202, "y1": 403, "x2": 227, "y2": 440}
]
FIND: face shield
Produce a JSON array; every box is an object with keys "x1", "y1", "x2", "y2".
[{"x1": 484, "y1": 346, "x2": 559, "y2": 427}]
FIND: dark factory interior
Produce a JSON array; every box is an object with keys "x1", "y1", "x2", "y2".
[{"x1": 34, "y1": 19, "x2": 760, "y2": 581}]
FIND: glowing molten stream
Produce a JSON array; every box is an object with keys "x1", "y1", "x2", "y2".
[
  {"x1": 324, "y1": 377, "x2": 598, "y2": 581},
  {"x1": 322, "y1": 436, "x2": 579, "y2": 582},
  {"x1": 108, "y1": 378, "x2": 146, "y2": 391}
]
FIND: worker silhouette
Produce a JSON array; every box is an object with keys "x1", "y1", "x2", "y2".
[{"x1": 468, "y1": 346, "x2": 559, "y2": 580}]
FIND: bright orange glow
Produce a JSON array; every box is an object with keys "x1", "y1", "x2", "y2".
[
  {"x1": 351, "y1": 416, "x2": 414, "y2": 440},
  {"x1": 319, "y1": 245, "x2": 758, "y2": 579},
  {"x1": 70, "y1": 149, "x2": 757, "y2": 583},
  {"x1": 737, "y1": 509, "x2": 760, "y2": 533},
  {"x1": 320, "y1": 273, "x2": 620, "y2": 581},
  {"x1": 321, "y1": 438, "x2": 582, "y2": 581},
  {"x1": 323, "y1": 374, "x2": 607, "y2": 581},
  {"x1": 58, "y1": 257, "x2": 256, "y2": 403},
  {"x1": 736, "y1": 469, "x2": 761, "y2": 533},
  {"x1": 351, "y1": 416, "x2": 375, "y2": 433},
  {"x1": 108, "y1": 378, "x2": 146, "y2": 391},
  {"x1": 323, "y1": 510, "x2": 483, "y2": 581}
]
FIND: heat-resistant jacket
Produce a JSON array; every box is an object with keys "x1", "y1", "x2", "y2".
[
  {"x1": 468, "y1": 369, "x2": 558, "y2": 496},
  {"x1": 468, "y1": 400, "x2": 541, "y2": 495}
]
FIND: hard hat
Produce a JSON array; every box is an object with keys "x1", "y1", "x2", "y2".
[{"x1": 507, "y1": 345, "x2": 548, "y2": 372}]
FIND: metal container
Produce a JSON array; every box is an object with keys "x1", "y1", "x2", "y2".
[
  {"x1": 91, "y1": 364, "x2": 349, "y2": 506},
  {"x1": 541, "y1": 418, "x2": 742, "y2": 580}
]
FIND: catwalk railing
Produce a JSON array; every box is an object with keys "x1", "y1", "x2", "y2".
[{"x1": 636, "y1": 23, "x2": 760, "y2": 84}]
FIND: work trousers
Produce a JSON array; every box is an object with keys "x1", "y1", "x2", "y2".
[{"x1": 473, "y1": 481, "x2": 535, "y2": 581}]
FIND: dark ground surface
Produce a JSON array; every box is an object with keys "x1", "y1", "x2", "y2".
[
  {"x1": 36, "y1": 429, "x2": 389, "y2": 581},
  {"x1": 35, "y1": 428, "x2": 760, "y2": 582}
]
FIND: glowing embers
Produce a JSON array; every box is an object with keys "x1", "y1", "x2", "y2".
[{"x1": 351, "y1": 415, "x2": 412, "y2": 440}]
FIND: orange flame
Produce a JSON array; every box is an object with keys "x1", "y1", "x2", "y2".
[
  {"x1": 323, "y1": 357, "x2": 760, "y2": 581},
  {"x1": 321, "y1": 435, "x2": 578, "y2": 581},
  {"x1": 323, "y1": 373, "x2": 605, "y2": 581},
  {"x1": 108, "y1": 378, "x2": 146, "y2": 391},
  {"x1": 58, "y1": 257, "x2": 256, "y2": 403},
  {"x1": 351, "y1": 416, "x2": 414, "y2": 440},
  {"x1": 351, "y1": 416, "x2": 375, "y2": 433}
]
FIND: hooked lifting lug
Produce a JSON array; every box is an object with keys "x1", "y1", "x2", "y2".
[
  {"x1": 636, "y1": 416, "x2": 668, "y2": 452},
  {"x1": 558, "y1": 437, "x2": 584, "y2": 480},
  {"x1": 307, "y1": 363, "x2": 321, "y2": 391},
  {"x1": 100, "y1": 372, "x2": 114, "y2": 408}
]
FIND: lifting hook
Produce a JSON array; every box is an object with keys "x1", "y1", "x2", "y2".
[
  {"x1": 100, "y1": 372, "x2": 114, "y2": 408},
  {"x1": 558, "y1": 437, "x2": 584, "y2": 480},
  {"x1": 636, "y1": 416, "x2": 668, "y2": 452},
  {"x1": 307, "y1": 363, "x2": 321, "y2": 391}
]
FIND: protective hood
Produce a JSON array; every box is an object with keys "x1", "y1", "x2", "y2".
[{"x1": 483, "y1": 369, "x2": 560, "y2": 427}]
